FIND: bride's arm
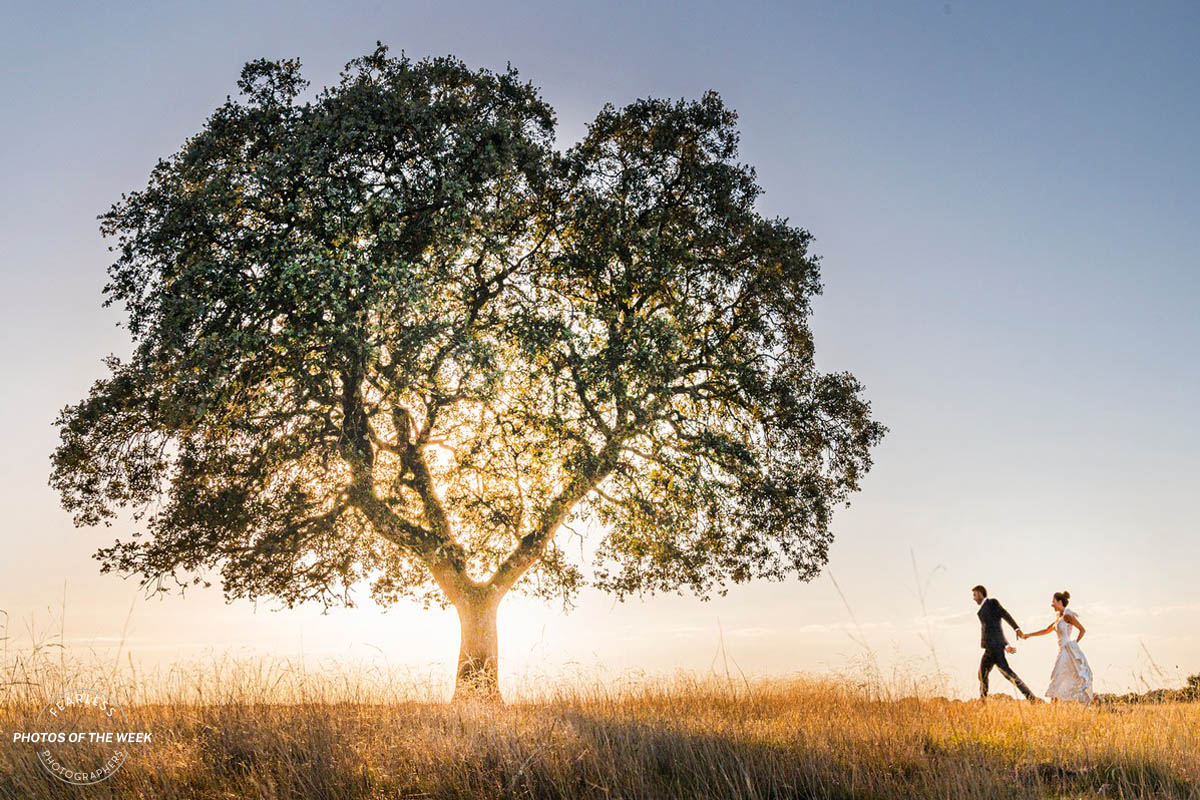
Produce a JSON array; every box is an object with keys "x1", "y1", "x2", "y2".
[
  {"x1": 1021, "y1": 620, "x2": 1056, "y2": 638},
  {"x1": 1065, "y1": 611, "x2": 1086, "y2": 642}
]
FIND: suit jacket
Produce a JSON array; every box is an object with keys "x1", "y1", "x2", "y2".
[{"x1": 977, "y1": 597, "x2": 1020, "y2": 650}]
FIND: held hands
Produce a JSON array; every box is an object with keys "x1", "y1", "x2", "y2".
[{"x1": 1016, "y1": 630, "x2": 1026, "y2": 640}]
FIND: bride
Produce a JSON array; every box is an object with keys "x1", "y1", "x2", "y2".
[{"x1": 1018, "y1": 591, "x2": 1094, "y2": 703}]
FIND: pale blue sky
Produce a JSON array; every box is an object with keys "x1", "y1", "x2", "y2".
[{"x1": 2, "y1": 1, "x2": 1197, "y2": 698}]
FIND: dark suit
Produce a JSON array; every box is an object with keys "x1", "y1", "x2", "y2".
[{"x1": 977, "y1": 597, "x2": 1034, "y2": 699}]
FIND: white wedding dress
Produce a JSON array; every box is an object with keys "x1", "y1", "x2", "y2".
[{"x1": 1045, "y1": 609, "x2": 1094, "y2": 702}]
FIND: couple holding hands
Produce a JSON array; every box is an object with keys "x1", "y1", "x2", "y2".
[{"x1": 972, "y1": 584, "x2": 1094, "y2": 704}]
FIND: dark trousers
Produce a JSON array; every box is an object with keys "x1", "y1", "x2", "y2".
[{"x1": 979, "y1": 646, "x2": 1034, "y2": 699}]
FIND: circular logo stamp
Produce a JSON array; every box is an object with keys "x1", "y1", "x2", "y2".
[{"x1": 12, "y1": 688, "x2": 150, "y2": 785}]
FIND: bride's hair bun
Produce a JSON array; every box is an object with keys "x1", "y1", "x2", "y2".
[{"x1": 1053, "y1": 590, "x2": 1071, "y2": 606}]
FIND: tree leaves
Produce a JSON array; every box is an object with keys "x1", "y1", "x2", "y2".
[{"x1": 51, "y1": 45, "x2": 885, "y2": 614}]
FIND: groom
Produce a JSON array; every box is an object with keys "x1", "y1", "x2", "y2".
[{"x1": 972, "y1": 584, "x2": 1037, "y2": 702}]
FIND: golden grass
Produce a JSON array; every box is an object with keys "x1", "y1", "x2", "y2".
[{"x1": 2, "y1": 649, "x2": 1198, "y2": 800}]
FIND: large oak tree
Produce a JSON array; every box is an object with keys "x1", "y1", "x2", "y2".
[{"x1": 51, "y1": 45, "x2": 886, "y2": 698}]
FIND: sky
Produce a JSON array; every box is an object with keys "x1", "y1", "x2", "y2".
[{"x1": 1, "y1": 1, "x2": 1198, "y2": 700}]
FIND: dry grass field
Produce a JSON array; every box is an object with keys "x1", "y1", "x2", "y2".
[{"x1": 2, "y1": 643, "x2": 1198, "y2": 800}]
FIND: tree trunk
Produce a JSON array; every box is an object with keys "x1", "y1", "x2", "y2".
[{"x1": 452, "y1": 591, "x2": 502, "y2": 701}]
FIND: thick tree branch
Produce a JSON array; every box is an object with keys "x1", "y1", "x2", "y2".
[{"x1": 489, "y1": 438, "x2": 624, "y2": 594}]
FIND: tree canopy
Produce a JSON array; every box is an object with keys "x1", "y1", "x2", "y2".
[{"x1": 51, "y1": 44, "x2": 886, "y2": 695}]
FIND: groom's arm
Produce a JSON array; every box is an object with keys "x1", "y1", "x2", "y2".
[{"x1": 997, "y1": 601, "x2": 1022, "y2": 636}]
